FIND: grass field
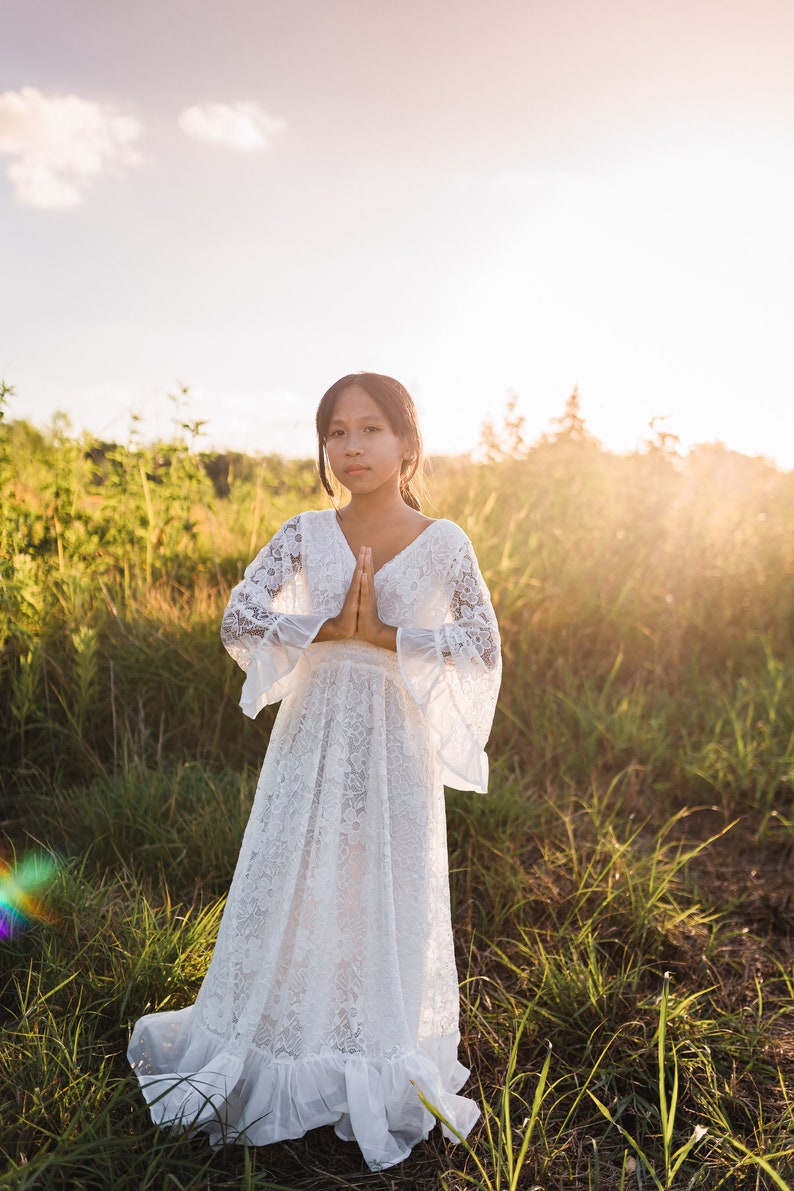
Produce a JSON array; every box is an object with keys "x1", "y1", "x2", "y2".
[{"x1": 2, "y1": 389, "x2": 793, "y2": 1189}]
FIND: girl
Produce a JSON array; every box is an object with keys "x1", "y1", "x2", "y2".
[{"x1": 128, "y1": 372, "x2": 502, "y2": 1171}]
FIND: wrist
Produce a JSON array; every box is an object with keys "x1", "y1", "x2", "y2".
[
  {"x1": 370, "y1": 621, "x2": 397, "y2": 652},
  {"x1": 317, "y1": 615, "x2": 353, "y2": 642}
]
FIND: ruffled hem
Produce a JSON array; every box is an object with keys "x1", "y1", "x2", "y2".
[{"x1": 128, "y1": 1008, "x2": 479, "y2": 1171}]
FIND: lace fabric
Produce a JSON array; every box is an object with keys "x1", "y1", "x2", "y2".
[{"x1": 128, "y1": 509, "x2": 501, "y2": 1170}]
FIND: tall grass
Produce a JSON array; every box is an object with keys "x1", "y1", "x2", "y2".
[
  {"x1": 2, "y1": 391, "x2": 794, "y2": 1188},
  {"x1": 5, "y1": 402, "x2": 794, "y2": 825}
]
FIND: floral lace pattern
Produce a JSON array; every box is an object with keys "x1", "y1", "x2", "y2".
[{"x1": 128, "y1": 509, "x2": 501, "y2": 1170}]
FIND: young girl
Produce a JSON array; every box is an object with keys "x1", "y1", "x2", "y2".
[{"x1": 127, "y1": 372, "x2": 502, "y2": 1171}]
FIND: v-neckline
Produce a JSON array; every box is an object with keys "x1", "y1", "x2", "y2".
[{"x1": 332, "y1": 512, "x2": 442, "y2": 577}]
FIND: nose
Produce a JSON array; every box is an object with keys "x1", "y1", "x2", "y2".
[{"x1": 344, "y1": 436, "x2": 363, "y2": 455}]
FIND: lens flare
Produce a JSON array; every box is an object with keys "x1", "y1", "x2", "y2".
[{"x1": 0, "y1": 851, "x2": 60, "y2": 939}]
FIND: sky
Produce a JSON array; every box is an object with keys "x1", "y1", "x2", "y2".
[{"x1": 2, "y1": 0, "x2": 794, "y2": 464}]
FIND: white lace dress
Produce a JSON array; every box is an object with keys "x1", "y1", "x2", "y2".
[{"x1": 127, "y1": 509, "x2": 501, "y2": 1170}]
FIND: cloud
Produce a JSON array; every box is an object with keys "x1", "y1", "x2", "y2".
[
  {"x1": 178, "y1": 101, "x2": 286, "y2": 151},
  {"x1": 0, "y1": 86, "x2": 142, "y2": 209}
]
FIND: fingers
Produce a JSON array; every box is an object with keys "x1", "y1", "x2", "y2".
[
  {"x1": 337, "y1": 546, "x2": 378, "y2": 643},
  {"x1": 359, "y1": 548, "x2": 376, "y2": 608},
  {"x1": 353, "y1": 547, "x2": 367, "y2": 604},
  {"x1": 330, "y1": 546, "x2": 365, "y2": 639},
  {"x1": 358, "y1": 549, "x2": 379, "y2": 635},
  {"x1": 355, "y1": 549, "x2": 394, "y2": 649},
  {"x1": 348, "y1": 546, "x2": 366, "y2": 602}
]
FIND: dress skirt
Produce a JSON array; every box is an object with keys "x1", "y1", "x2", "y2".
[{"x1": 128, "y1": 643, "x2": 478, "y2": 1170}]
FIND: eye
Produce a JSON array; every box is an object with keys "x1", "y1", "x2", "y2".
[
  {"x1": 364, "y1": 425, "x2": 381, "y2": 433},
  {"x1": 326, "y1": 429, "x2": 345, "y2": 439}
]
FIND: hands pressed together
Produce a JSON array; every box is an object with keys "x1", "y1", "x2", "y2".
[{"x1": 317, "y1": 546, "x2": 398, "y2": 652}]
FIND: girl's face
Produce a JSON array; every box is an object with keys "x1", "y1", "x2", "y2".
[{"x1": 323, "y1": 384, "x2": 407, "y2": 498}]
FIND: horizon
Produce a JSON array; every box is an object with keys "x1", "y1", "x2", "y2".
[{"x1": 5, "y1": 385, "x2": 790, "y2": 475}]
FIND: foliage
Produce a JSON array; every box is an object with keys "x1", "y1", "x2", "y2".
[
  {"x1": 4, "y1": 397, "x2": 794, "y2": 819},
  {"x1": 1, "y1": 390, "x2": 793, "y2": 1188}
]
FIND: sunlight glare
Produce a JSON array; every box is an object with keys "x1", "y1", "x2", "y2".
[{"x1": 430, "y1": 131, "x2": 794, "y2": 464}]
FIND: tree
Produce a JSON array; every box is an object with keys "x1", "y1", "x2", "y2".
[
  {"x1": 478, "y1": 392, "x2": 527, "y2": 461},
  {"x1": 546, "y1": 386, "x2": 590, "y2": 443}
]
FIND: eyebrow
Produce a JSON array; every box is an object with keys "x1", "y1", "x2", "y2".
[{"x1": 327, "y1": 412, "x2": 387, "y2": 427}]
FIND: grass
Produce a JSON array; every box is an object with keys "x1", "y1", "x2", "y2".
[
  {"x1": 2, "y1": 783, "x2": 792, "y2": 1189},
  {"x1": 1, "y1": 392, "x2": 794, "y2": 1188}
]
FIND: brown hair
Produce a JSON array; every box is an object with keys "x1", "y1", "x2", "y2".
[{"x1": 316, "y1": 372, "x2": 425, "y2": 510}]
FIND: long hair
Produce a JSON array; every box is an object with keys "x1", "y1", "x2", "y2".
[{"x1": 315, "y1": 372, "x2": 425, "y2": 510}]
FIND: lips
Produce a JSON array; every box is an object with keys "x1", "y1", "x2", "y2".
[{"x1": 344, "y1": 465, "x2": 369, "y2": 475}]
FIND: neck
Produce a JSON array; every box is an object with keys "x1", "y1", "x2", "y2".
[{"x1": 343, "y1": 484, "x2": 407, "y2": 524}]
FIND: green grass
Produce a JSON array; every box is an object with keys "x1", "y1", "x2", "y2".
[
  {"x1": 1, "y1": 394, "x2": 794, "y2": 1188},
  {"x1": 2, "y1": 778, "x2": 793, "y2": 1189}
]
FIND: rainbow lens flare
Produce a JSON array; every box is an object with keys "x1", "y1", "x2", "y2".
[{"x1": 0, "y1": 851, "x2": 60, "y2": 939}]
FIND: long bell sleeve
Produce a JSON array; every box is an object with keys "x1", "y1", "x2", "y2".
[
  {"x1": 396, "y1": 535, "x2": 501, "y2": 793},
  {"x1": 221, "y1": 517, "x2": 326, "y2": 718}
]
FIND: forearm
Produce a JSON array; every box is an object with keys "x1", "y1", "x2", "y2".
[
  {"x1": 314, "y1": 617, "x2": 349, "y2": 643},
  {"x1": 314, "y1": 616, "x2": 397, "y2": 651},
  {"x1": 367, "y1": 623, "x2": 397, "y2": 652}
]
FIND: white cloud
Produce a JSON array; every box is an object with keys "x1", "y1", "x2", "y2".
[
  {"x1": 0, "y1": 86, "x2": 142, "y2": 209},
  {"x1": 178, "y1": 101, "x2": 286, "y2": 151}
]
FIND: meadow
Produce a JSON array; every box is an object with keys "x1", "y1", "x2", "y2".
[{"x1": 1, "y1": 384, "x2": 793, "y2": 1190}]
